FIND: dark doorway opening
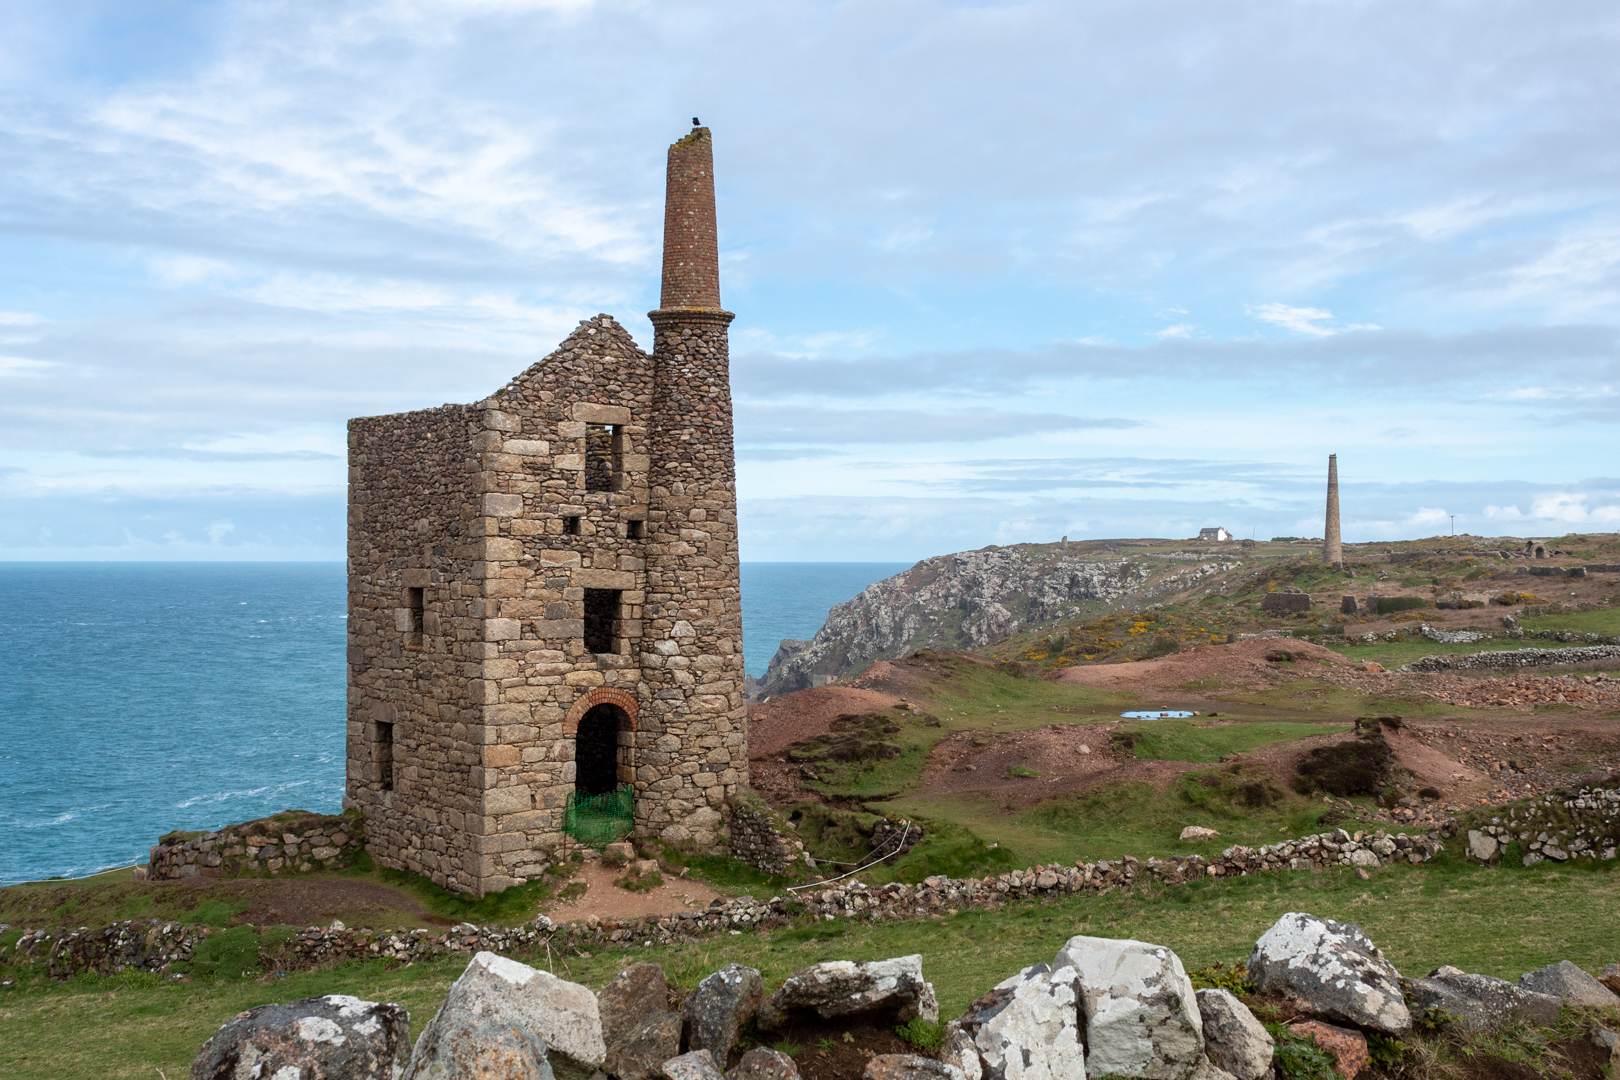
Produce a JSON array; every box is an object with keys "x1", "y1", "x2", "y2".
[{"x1": 575, "y1": 704, "x2": 627, "y2": 797}]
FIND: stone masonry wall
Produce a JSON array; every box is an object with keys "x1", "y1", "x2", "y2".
[
  {"x1": 346, "y1": 127, "x2": 749, "y2": 895},
  {"x1": 347, "y1": 401, "x2": 484, "y2": 893},
  {"x1": 642, "y1": 311, "x2": 748, "y2": 844},
  {"x1": 146, "y1": 811, "x2": 363, "y2": 881}
]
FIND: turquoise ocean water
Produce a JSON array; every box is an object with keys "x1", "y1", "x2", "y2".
[{"x1": 0, "y1": 561, "x2": 905, "y2": 884}]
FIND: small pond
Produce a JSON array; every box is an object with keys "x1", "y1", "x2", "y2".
[{"x1": 1120, "y1": 710, "x2": 1197, "y2": 719}]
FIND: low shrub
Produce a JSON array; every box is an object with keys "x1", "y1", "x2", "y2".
[
  {"x1": 182, "y1": 926, "x2": 261, "y2": 980},
  {"x1": 1188, "y1": 961, "x2": 1255, "y2": 995},
  {"x1": 1267, "y1": 1025, "x2": 1339, "y2": 1080},
  {"x1": 1377, "y1": 596, "x2": 1429, "y2": 615},
  {"x1": 895, "y1": 1016, "x2": 945, "y2": 1051},
  {"x1": 1292, "y1": 726, "x2": 1393, "y2": 797}
]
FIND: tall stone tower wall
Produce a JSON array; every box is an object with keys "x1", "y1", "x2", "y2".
[
  {"x1": 642, "y1": 128, "x2": 749, "y2": 843},
  {"x1": 345, "y1": 125, "x2": 747, "y2": 894},
  {"x1": 1324, "y1": 453, "x2": 1343, "y2": 568}
]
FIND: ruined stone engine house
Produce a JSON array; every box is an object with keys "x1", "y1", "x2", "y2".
[{"x1": 345, "y1": 126, "x2": 747, "y2": 895}]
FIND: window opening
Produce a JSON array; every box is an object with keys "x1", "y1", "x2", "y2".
[
  {"x1": 627, "y1": 519, "x2": 645, "y2": 540},
  {"x1": 584, "y1": 424, "x2": 621, "y2": 492},
  {"x1": 376, "y1": 721, "x2": 395, "y2": 792},
  {"x1": 406, "y1": 587, "x2": 424, "y2": 650},
  {"x1": 563, "y1": 516, "x2": 582, "y2": 536},
  {"x1": 583, "y1": 588, "x2": 620, "y2": 654}
]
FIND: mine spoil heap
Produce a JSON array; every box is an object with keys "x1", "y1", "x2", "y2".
[{"x1": 344, "y1": 125, "x2": 746, "y2": 897}]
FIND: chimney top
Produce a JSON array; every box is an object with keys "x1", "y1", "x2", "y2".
[{"x1": 657, "y1": 126, "x2": 722, "y2": 312}]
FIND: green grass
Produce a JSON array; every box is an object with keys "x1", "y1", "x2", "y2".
[
  {"x1": 802, "y1": 661, "x2": 1138, "y2": 801},
  {"x1": 1328, "y1": 636, "x2": 1560, "y2": 669},
  {"x1": 1117, "y1": 720, "x2": 1349, "y2": 763},
  {"x1": 1520, "y1": 606, "x2": 1620, "y2": 636},
  {"x1": 6, "y1": 856, "x2": 1620, "y2": 1080}
]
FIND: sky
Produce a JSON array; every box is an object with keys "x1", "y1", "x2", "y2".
[{"x1": 1, "y1": 0, "x2": 1617, "y2": 562}]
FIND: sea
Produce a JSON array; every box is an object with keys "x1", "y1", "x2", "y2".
[{"x1": 0, "y1": 560, "x2": 907, "y2": 884}]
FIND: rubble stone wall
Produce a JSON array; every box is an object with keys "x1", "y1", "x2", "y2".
[
  {"x1": 13, "y1": 827, "x2": 1443, "y2": 980},
  {"x1": 1465, "y1": 786, "x2": 1620, "y2": 866},
  {"x1": 147, "y1": 811, "x2": 364, "y2": 881}
]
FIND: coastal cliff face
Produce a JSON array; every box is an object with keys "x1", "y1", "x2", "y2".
[{"x1": 757, "y1": 542, "x2": 1236, "y2": 696}]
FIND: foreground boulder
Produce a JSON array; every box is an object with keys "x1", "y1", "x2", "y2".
[
  {"x1": 946, "y1": 963, "x2": 1085, "y2": 1080},
  {"x1": 865, "y1": 1054, "x2": 967, "y2": 1080},
  {"x1": 725, "y1": 1048, "x2": 800, "y2": 1080},
  {"x1": 404, "y1": 951, "x2": 605, "y2": 1080},
  {"x1": 1194, "y1": 989, "x2": 1272, "y2": 1080},
  {"x1": 758, "y1": 955, "x2": 938, "y2": 1030},
  {"x1": 599, "y1": 964, "x2": 681, "y2": 1080},
  {"x1": 1054, "y1": 935, "x2": 1204, "y2": 1079},
  {"x1": 683, "y1": 964, "x2": 764, "y2": 1058},
  {"x1": 193, "y1": 994, "x2": 410, "y2": 1080},
  {"x1": 1518, "y1": 960, "x2": 1620, "y2": 1008},
  {"x1": 1406, "y1": 966, "x2": 1561, "y2": 1032},
  {"x1": 725, "y1": 1049, "x2": 800, "y2": 1080},
  {"x1": 663, "y1": 1049, "x2": 724, "y2": 1080},
  {"x1": 1248, "y1": 912, "x2": 1411, "y2": 1034}
]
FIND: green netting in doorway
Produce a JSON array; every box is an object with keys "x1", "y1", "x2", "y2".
[{"x1": 562, "y1": 783, "x2": 634, "y2": 848}]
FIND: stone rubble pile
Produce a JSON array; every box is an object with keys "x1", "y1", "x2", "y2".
[
  {"x1": 192, "y1": 913, "x2": 1620, "y2": 1080},
  {"x1": 146, "y1": 809, "x2": 365, "y2": 881},
  {"x1": 1464, "y1": 787, "x2": 1620, "y2": 866}
]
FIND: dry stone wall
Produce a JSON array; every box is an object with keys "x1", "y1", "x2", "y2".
[
  {"x1": 146, "y1": 811, "x2": 364, "y2": 881},
  {"x1": 11, "y1": 827, "x2": 1444, "y2": 981},
  {"x1": 1464, "y1": 786, "x2": 1620, "y2": 866}
]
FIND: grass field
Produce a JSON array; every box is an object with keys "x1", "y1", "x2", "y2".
[
  {"x1": 1521, "y1": 607, "x2": 1620, "y2": 636},
  {"x1": 1328, "y1": 635, "x2": 1551, "y2": 669},
  {"x1": 5, "y1": 856, "x2": 1618, "y2": 1080}
]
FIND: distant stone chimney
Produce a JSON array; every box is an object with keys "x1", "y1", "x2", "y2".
[
  {"x1": 658, "y1": 126, "x2": 722, "y2": 310},
  {"x1": 1324, "y1": 454, "x2": 1343, "y2": 568}
]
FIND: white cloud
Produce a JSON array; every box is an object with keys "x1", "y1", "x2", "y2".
[{"x1": 1247, "y1": 302, "x2": 1380, "y2": 337}]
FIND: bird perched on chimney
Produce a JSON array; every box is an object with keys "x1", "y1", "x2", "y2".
[{"x1": 692, "y1": 117, "x2": 700, "y2": 126}]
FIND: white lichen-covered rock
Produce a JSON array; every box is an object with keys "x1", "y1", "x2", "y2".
[
  {"x1": 724, "y1": 1048, "x2": 800, "y2": 1080},
  {"x1": 1054, "y1": 935, "x2": 1204, "y2": 1079},
  {"x1": 404, "y1": 951, "x2": 605, "y2": 1080},
  {"x1": 1518, "y1": 961, "x2": 1620, "y2": 1008},
  {"x1": 940, "y1": 1022, "x2": 984, "y2": 1080},
  {"x1": 193, "y1": 994, "x2": 410, "y2": 1080},
  {"x1": 1194, "y1": 989, "x2": 1272, "y2": 1080},
  {"x1": 662, "y1": 1050, "x2": 724, "y2": 1080},
  {"x1": 757, "y1": 955, "x2": 937, "y2": 1030},
  {"x1": 1187, "y1": 1059, "x2": 1239, "y2": 1080},
  {"x1": 948, "y1": 963, "x2": 1086, "y2": 1080},
  {"x1": 682, "y1": 964, "x2": 763, "y2": 1058},
  {"x1": 1247, "y1": 912, "x2": 1411, "y2": 1034},
  {"x1": 1407, "y1": 966, "x2": 1561, "y2": 1032},
  {"x1": 865, "y1": 1054, "x2": 968, "y2": 1080}
]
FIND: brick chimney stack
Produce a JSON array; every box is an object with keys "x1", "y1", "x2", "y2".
[
  {"x1": 659, "y1": 126, "x2": 722, "y2": 310},
  {"x1": 1324, "y1": 454, "x2": 1343, "y2": 569},
  {"x1": 643, "y1": 124, "x2": 747, "y2": 837}
]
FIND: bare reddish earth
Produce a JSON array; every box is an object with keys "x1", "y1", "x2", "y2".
[{"x1": 1055, "y1": 636, "x2": 1354, "y2": 694}]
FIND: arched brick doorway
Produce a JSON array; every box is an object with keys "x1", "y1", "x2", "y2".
[{"x1": 575, "y1": 703, "x2": 630, "y2": 797}]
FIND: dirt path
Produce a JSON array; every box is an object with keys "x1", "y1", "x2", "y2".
[{"x1": 539, "y1": 860, "x2": 724, "y2": 925}]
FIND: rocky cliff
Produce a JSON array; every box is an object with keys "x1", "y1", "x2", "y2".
[{"x1": 756, "y1": 542, "x2": 1238, "y2": 696}]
